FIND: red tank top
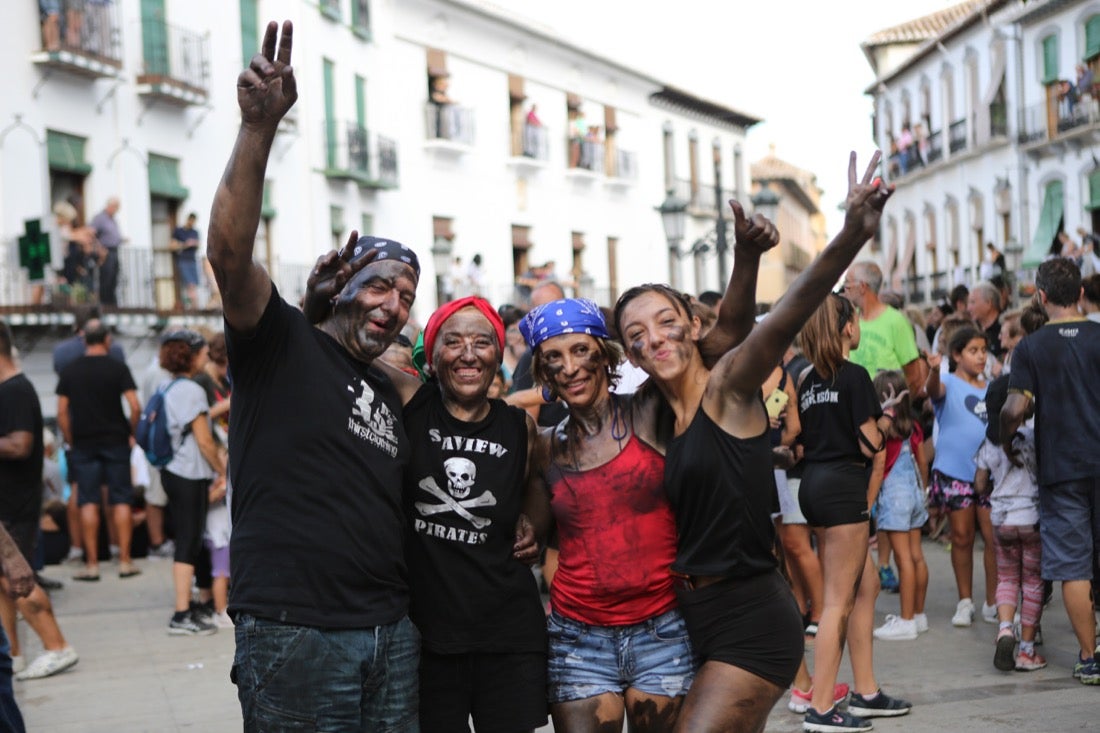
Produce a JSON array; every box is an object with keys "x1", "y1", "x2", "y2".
[{"x1": 547, "y1": 434, "x2": 678, "y2": 625}]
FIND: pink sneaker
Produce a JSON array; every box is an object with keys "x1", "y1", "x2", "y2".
[
  {"x1": 788, "y1": 682, "x2": 850, "y2": 713},
  {"x1": 1015, "y1": 649, "x2": 1047, "y2": 671}
]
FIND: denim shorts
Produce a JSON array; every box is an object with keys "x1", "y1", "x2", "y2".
[
  {"x1": 232, "y1": 614, "x2": 419, "y2": 732},
  {"x1": 875, "y1": 450, "x2": 929, "y2": 532},
  {"x1": 547, "y1": 608, "x2": 695, "y2": 704},
  {"x1": 67, "y1": 444, "x2": 133, "y2": 507},
  {"x1": 1038, "y1": 476, "x2": 1100, "y2": 581}
]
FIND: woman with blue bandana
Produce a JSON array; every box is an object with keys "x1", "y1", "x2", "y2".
[{"x1": 613, "y1": 153, "x2": 894, "y2": 733}]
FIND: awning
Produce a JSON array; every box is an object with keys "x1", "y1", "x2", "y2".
[
  {"x1": 882, "y1": 218, "x2": 898, "y2": 285},
  {"x1": 47, "y1": 130, "x2": 92, "y2": 175},
  {"x1": 896, "y1": 214, "x2": 917, "y2": 286},
  {"x1": 1086, "y1": 170, "x2": 1100, "y2": 212},
  {"x1": 1086, "y1": 14, "x2": 1100, "y2": 60},
  {"x1": 1027, "y1": 180, "x2": 1063, "y2": 267},
  {"x1": 148, "y1": 154, "x2": 189, "y2": 200}
]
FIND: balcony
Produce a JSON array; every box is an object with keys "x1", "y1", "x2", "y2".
[
  {"x1": 990, "y1": 104, "x2": 1008, "y2": 139},
  {"x1": 926, "y1": 129, "x2": 944, "y2": 163},
  {"x1": 1017, "y1": 98, "x2": 1100, "y2": 153},
  {"x1": 606, "y1": 149, "x2": 638, "y2": 181},
  {"x1": 929, "y1": 270, "x2": 950, "y2": 301},
  {"x1": 569, "y1": 139, "x2": 604, "y2": 173},
  {"x1": 948, "y1": 119, "x2": 967, "y2": 153},
  {"x1": 322, "y1": 122, "x2": 399, "y2": 189},
  {"x1": 1017, "y1": 103, "x2": 1047, "y2": 144},
  {"x1": 30, "y1": 0, "x2": 122, "y2": 78},
  {"x1": 517, "y1": 123, "x2": 549, "y2": 160},
  {"x1": 424, "y1": 103, "x2": 475, "y2": 151},
  {"x1": 135, "y1": 22, "x2": 210, "y2": 105},
  {"x1": 903, "y1": 274, "x2": 927, "y2": 305}
]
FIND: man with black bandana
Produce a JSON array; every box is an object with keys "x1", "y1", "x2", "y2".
[{"x1": 207, "y1": 21, "x2": 422, "y2": 731}]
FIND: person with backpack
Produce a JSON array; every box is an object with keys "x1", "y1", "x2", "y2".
[{"x1": 153, "y1": 330, "x2": 225, "y2": 636}]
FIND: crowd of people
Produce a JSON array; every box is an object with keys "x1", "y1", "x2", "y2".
[{"x1": 0, "y1": 18, "x2": 1098, "y2": 733}]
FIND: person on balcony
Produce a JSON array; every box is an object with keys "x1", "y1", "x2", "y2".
[
  {"x1": 430, "y1": 73, "x2": 457, "y2": 139},
  {"x1": 90, "y1": 198, "x2": 124, "y2": 307},
  {"x1": 896, "y1": 125, "x2": 913, "y2": 174},
  {"x1": 170, "y1": 213, "x2": 202, "y2": 311}
]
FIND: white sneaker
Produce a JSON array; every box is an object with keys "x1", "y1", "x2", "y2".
[
  {"x1": 64, "y1": 547, "x2": 83, "y2": 565},
  {"x1": 16, "y1": 647, "x2": 78, "y2": 680},
  {"x1": 874, "y1": 614, "x2": 919, "y2": 641},
  {"x1": 10, "y1": 655, "x2": 24, "y2": 674},
  {"x1": 213, "y1": 611, "x2": 234, "y2": 629},
  {"x1": 952, "y1": 598, "x2": 975, "y2": 627},
  {"x1": 981, "y1": 602, "x2": 998, "y2": 624},
  {"x1": 914, "y1": 613, "x2": 929, "y2": 633}
]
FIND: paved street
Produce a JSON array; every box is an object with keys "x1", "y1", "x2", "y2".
[{"x1": 12, "y1": 541, "x2": 1097, "y2": 732}]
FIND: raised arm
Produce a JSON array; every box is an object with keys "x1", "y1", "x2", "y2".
[
  {"x1": 711, "y1": 152, "x2": 892, "y2": 400},
  {"x1": 207, "y1": 21, "x2": 297, "y2": 332},
  {"x1": 697, "y1": 201, "x2": 779, "y2": 367}
]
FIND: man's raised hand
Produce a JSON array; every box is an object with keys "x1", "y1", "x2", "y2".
[
  {"x1": 237, "y1": 20, "x2": 298, "y2": 129},
  {"x1": 842, "y1": 151, "x2": 893, "y2": 240},
  {"x1": 302, "y1": 230, "x2": 390, "y2": 323},
  {"x1": 730, "y1": 200, "x2": 779, "y2": 256}
]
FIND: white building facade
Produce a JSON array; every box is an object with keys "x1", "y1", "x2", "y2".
[
  {"x1": 863, "y1": 0, "x2": 1100, "y2": 305},
  {"x1": 0, "y1": 0, "x2": 759, "y2": 323}
]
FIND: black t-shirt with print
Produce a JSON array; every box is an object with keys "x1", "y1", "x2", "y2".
[
  {"x1": 225, "y1": 286, "x2": 411, "y2": 628},
  {"x1": 1008, "y1": 318, "x2": 1100, "y2": 486},
  {"x1": 0, "y1": 374, "x2": 44, "y2": 523},
  {"x1": 56, "y1": 355, "x2": 137, "y2": 449},
  {"x1": 402, "y1": 384, "x2": 545, "y2": 654},
  {"x1": 797, "y1": 360, "x2": 881, "y2": 464}
]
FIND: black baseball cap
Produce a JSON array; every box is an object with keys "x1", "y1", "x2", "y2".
[{"x1": 161, "y1": 329, "x2": 206, "y2": 352}]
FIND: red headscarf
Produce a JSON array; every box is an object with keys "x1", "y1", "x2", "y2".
[{"x1": 422, "y1": 296, "x2": 505, "y2": 368}]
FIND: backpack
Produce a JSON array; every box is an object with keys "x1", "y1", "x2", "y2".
[{"x1": 135, "y1": 378, "x2": 190, "y2": 468}]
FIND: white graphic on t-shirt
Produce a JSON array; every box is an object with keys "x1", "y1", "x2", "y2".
[
  {"x1": 414, "y1": 474, "x2": 495, "y2": 529},
  {"x1": 800, "y1": 383, "x2": 840, "y2": 412},
  {"x1": 346, "y1": 379, "x2": 399, "y2": 457},
  {"x1": 444, "y1": 457, "x2": 476, "y2": 498}
]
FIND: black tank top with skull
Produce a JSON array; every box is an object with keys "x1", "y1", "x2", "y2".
[{"x1": 401, "y1": 383, "x2": 546, "y2": 654}]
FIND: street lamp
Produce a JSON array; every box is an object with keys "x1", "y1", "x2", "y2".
[
  {"x1": 431, "y1": 235, "x2": 453, "y2": 306},
  {"x1": 751, "y1": 184, "x2": 780, "y2": 224},
  {"x1": 657, "y1": 189, "x2": 688, "y2": 289}
]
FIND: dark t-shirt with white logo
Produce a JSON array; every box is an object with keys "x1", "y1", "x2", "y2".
[
  {"x1": 402, "y1": 385, "x2": 545, "y2": 654},
  {"x1": 797, "y1": 360, "x2": 881, "y2": 464},
  {"x1": 1008, "y1": 318, "x2": 1100, "y2": 486},
  {"x1": 225, "y1": 286, "x2": 410, "y2": 628}
]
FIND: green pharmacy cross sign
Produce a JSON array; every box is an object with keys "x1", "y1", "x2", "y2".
[{"x1": 18, "y1": 219, "x2": 51, "y2": 281}]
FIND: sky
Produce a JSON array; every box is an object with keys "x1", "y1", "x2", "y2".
[{"x1": 514, "y1": 0, "x2": 958, "y2": 235}]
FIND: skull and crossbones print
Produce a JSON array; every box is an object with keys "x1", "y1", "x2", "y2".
[{"x1": 414, "y1": 457, "x2": 497, "y2": 528}]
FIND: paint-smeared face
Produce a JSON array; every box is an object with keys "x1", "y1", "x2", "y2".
[
  {"x1": 432, "y1": 307, "x2": 499, "y2": 403},
  {"x1": 617, "y1": 290, "x2": 699, "y2": 382},
  {"x1": 331, "y1": 259, "x2": 417, "y2": 363},
  {"x1": 536, "y1": 332, "x2": 608, "y2": 408}
]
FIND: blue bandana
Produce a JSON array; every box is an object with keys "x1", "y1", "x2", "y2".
[
  {"x1": 350, "y1": 236, "x2": 420, "y2": 279},
  {"x1": 519, "y1": 298, "x2": 610, "y2": 350}
]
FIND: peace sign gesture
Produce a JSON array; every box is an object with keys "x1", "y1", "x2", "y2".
[
  {"x1": 237, "y1": 20, "x2": 298, "y2": 129},
  {"x1": 842, "y1": 151, "x2": 894, "y2": 240},
  {"x1": 302, "y1": 230, "x2": 391, "y2": 323}
]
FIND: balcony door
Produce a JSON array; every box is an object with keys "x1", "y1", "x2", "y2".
[
  {"x1": 141, "y1": 0, "x2": 168, "y2": 77},
  {"x1": 150, "y1": 196, "x2": 180, "y2": 311}
]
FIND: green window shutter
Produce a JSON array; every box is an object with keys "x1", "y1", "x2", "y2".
[
  {"x1": 1041, "y1": 35, "x2": 1059, "y2": 85},
  {"x1": 361, "y1": 213, "x2": 373, "y2": 236},
  {"x1": 261, "y1": 180, "x2": 276, "y2": 219},
  {"x1": 46, "y1": 131, "x2": 92, "y2": 174},
  {"x1": 323, "y1": 59, "x2": 336, "y2": 169},
  {"x1": 141, "y1": 0, "x2": 168, "y2": 76},
  {"x1": 1086, "y1": 170, "x2": 1100, "y2": 211},
  {"x1": 1027, "y1": 180, "x2": 1063, "y2": 267},
  {"x1": 351, "y1": 0, "x2": 370, "y2": 37},
  {"x1": 355, "y1": 75, "x2": 366, "y2": 130},
  {"x1": 330, "y1": 205, "x2": 345, "y2": 235},
  {"x1": 1087, "y1": 16, "x2": 1100, "y2": 60},
  {"x1": 148, "y1": 154, "x2": 189, "y2": 200},
  {"x1": 239, "y1": 0, "x2": 258, "y2": 66},
  {"x1": 320, "y1": 0, "x2": 341, "y2": 21}
]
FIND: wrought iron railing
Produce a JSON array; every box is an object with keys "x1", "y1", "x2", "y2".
[
  {"x1": 520, "y1": 123, "x2": 549, "y2": 160},
  {"x1": 424, "y1": 103, "x2": 476, "y2": 145},
  {"x1": 138, "y1": 20, "x2": 210, "y2": 95},
  {"x1": 323, "y1": 122, "x2": 399, "y2": 187},
  {"x1": 607, "y1": 149, "x2": 638, "y2": 179},
  {"x1": 948, "y1": 119, "x2": 967, "y2": 153},
  {"x1": 39, "y1": 0, "x2": 123, "y2": 66}
]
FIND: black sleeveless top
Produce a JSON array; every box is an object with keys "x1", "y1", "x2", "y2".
[
  {"x1": 402, "y1": 384, "x2": 546, "y2": 654},
  {"x1": 663, "y1": 404, "x2": 778, "y2": 578}
]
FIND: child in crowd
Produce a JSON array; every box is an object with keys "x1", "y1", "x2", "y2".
[
  {"x1": 974, "y1": 377, "x2": 1044, "y2": 671},
  {"x1": 204, "y1": 475, "x2": 233, "y2": 628},
  {"x1": 871, "y1": 371, "x2": 930, "y2": 641},
  {"x1": 926, "y1": 327, "x2": 993, "y2": 628}
]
